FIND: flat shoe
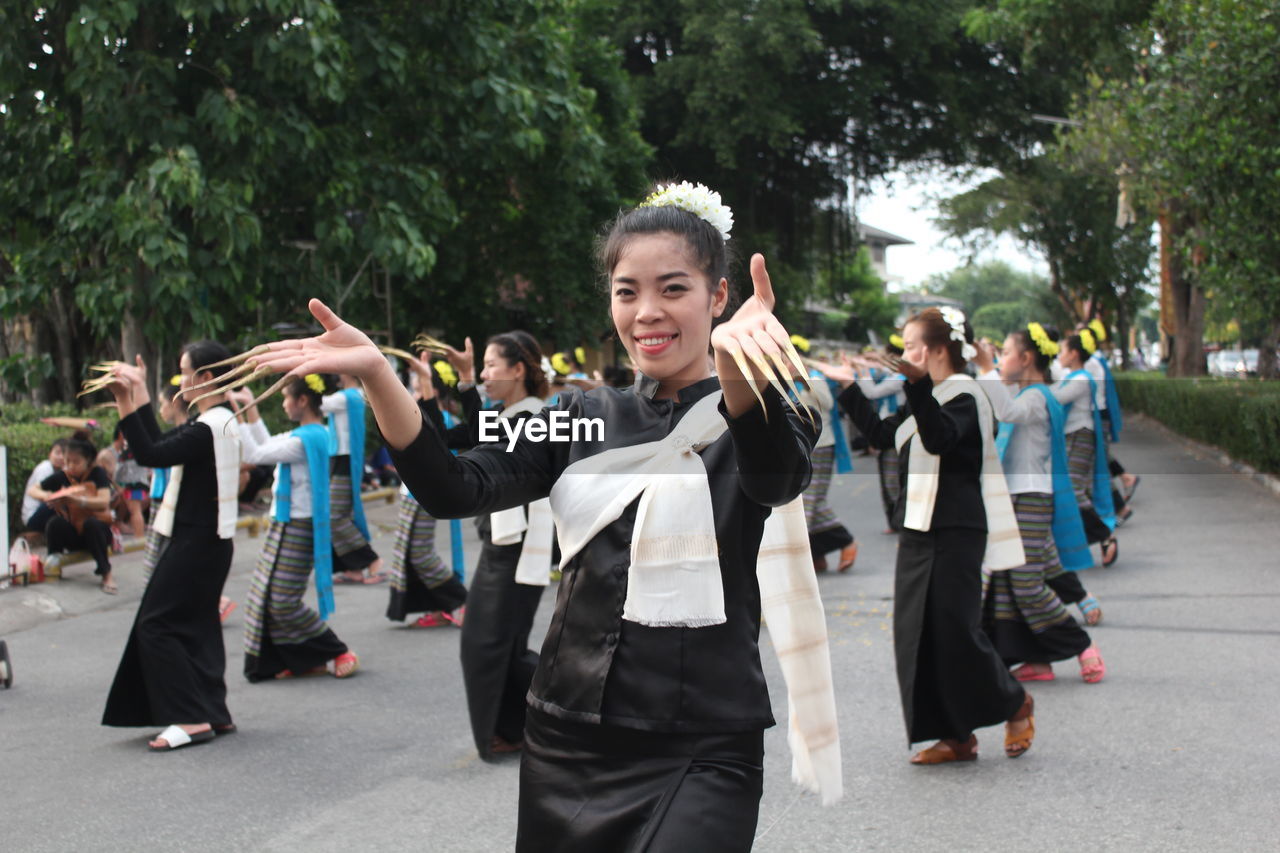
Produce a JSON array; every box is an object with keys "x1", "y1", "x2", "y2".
[
  {"x1": 837, "y1": 542, "x2": 859, "y2": 572},
  {"x1": 911, "y1": 735, "x2": 977, "y2": 765},
  {"x1": 1005, "y1": 693, "x2": 1035, "y2": 758},
  {"x1": 1079, "y1": 647, "x2": 1106, "y2": 683},
  {"x1": 1011, "y1": 663, "x2": 1055, "y2": 682},
  {"x1": 333, "y1": 651, "x2": 359, "y2": 679},
  {"x1": 100, "y1": 581, "x2": 119, "y2": 595},
  {"x1": 149, "y1": 725, "x2": 215, "y2": 752}
]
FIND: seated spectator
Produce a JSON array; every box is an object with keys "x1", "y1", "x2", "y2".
[
  {"x1": 26, "y1": 437, "x2": 117, "y2": 593},
  {"x1": 22, "y1": 438, "x2": 69, "y2": 538}
]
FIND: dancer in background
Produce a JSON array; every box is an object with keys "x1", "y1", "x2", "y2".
[
  {"x1": 102, "y1": 344, "x2": 241, "y2": 751},
  {"x1": 237, "y1": 377, "x2": 359, "y2": 681},
  {"x1": 1082, "y1": 322, "x2": 1138, "y2": 519},
  {"x1": 817, "y1": 307, "x2": 1033, "y2": 766},
  {"x1": 386, "y1": 351, "x2": 475, "y2": 628},
  {"x1": 790, "y1": 334, "x2": 857, "y2": 572},
  {"x1": 974, "y1": 327, "x2": 1106, "y2": 684},
  {"x1": 858, "y1": 336, "x2": 907, "y2": 534},
  {"x1": 323, "y1": 374, "x2": 383, "y2": 583},
  {"x1": 1053, "y1": 333, "x2": 1119, "y2": 624}
]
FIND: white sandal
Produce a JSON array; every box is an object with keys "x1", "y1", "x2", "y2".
[{"x1": 149, "y1": 725, "x2": 215, "y2": 752}]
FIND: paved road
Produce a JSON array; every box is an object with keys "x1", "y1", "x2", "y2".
[{"x1": 3, "y1": 416, "x2": 1278, "y2": 852}]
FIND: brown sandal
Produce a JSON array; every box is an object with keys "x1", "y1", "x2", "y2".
[
  {"x1": 1004, "y1": 692, "x2": 1036, "y2": 758},
  {"x1": 910, "y1": 734, "x2": 978, "y2": 765}
]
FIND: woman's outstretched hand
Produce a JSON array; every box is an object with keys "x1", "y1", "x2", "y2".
[
  {"x1": 711, "y1": 254, "x2": 809, "y2": 420},
  {"x1": 249, "y1": 299, "x2": 388, "y2": 381}
]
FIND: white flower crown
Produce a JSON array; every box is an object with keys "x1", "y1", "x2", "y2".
[
  {"x1": 938, "y1": 307, "x2": 978, "y2": 360},
  {"x1": 638, "y1": 181, "x2": 734, "y2": 240}
]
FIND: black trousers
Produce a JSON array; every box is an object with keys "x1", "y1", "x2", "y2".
[
  {"x1": 25, "y1": 505, "x2": 55, "y2": 534},
  {"x1": 45, "y1": 515, "x2": 112, "y2": 575}
]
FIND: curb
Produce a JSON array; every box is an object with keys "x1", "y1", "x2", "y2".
[{"x1": 1131, "y1": 412, "x2": 1280, "y2": 499}]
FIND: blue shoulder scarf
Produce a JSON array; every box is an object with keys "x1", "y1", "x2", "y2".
[
  {"x1": 819, "y1": 373, "x2": 854, "y2": 474},
  {"x1": 440, "y1": 409, "x2": 467, "y2": 581},
  {"x1": 328, "y1": 387, "x2": 370, "y2": 539},
  {"x1": 995, "y1": 384, "x2": 1093, "y2": 572},
  {"x1": 1061, "y1": 370, "x2": 1117, "y2": 530},
  {"x1": 1091, "y1": 353, "x2": 1123, "y2": 441},
  {"x1": 150, "y1": 468, "x2": 169, "y2": 502},
  {"x1": 275, "y1": 423, "x2": 336, "y2": 619}
]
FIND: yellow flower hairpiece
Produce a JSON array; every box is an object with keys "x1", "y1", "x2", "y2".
[
  {"x1": 789, "y1": 333, "x2": 811, "y2": 354},
  {"x1": 1027, "y1": 323, "x2": 1059, "y2": 357},
  {"x1": 550, "y1": 352, "x2": 572, "y2": 376},
  {"x1": 889, "y1": 334, "x2": 905, "y2": 349},
  {"x1": 1078, "y1": 329, "x2": 1097, "y2": 355},
  {"x1": 169, "y1": 374, "x2": 183, "y2": 387},
  {"x1": 574, "y1": 347, "x2": 586, "y2": 366},
  {"x1": 304, "y1": 374, "x2": 326, "y2": 395},
  {"x1": 1088, "y1": 319, "x2": 1107, "y2": 342},
  {"x1": 432, "y1": 359, "x2": 458, "y2": 387}
]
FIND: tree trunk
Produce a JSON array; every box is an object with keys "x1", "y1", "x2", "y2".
[
  {"x1": 1165, "y1": 210, "x2": 1207, "y2": 377},
  {"x1": 1258, "y1": 318, "x2": 1280, "y2": 380},
  {"x1": 47, "y1": 283, "x2": 81, "y2": 404}
]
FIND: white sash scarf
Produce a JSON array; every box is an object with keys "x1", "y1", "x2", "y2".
[
  {"x1": 487, "y1": 396, "x2": 556, "y2": 586},
  {"x1": 893, "y1": 375, "x2": 1023, "y2": 570},
  {"x1": 154, "y1": 405, "x2": 242, "y2": 539},
  {"x1": 550, "y1": 391, "x2": 842, "y2": 803}
]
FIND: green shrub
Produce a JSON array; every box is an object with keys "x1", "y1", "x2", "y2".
[{"x1": 1115, "y1": 374, "x2": 1280, "y2": 475}]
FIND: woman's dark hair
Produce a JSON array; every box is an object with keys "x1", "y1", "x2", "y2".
[
  {"x1": 904, "y1": 307, "x2": 973, "y2": 373},
  {"x1": 1062, "y1": 334, "x2": 1089, "y2": 362},
  {"x1": 184, "y1": 340, "x2": 233, "y2": 380},
  {"x1": 65, "y1": 438, "x2": 97, "y2": 463},
  {"x1": 487, "y1": 331, "x2": 549, "y2": 399},
  {"x1": 1009, "y1": 324, "x2": 1060, "y2": 377},
  {"x1": 51, "y1": 437, "x2": 71, "y2": 451},
  {"x1": 886, "y1": 341, "x2": 904, "y2": 357},
  {"x1": 158, "y1": 382, "x2": 180, "y2": 402},
  {"x1": 598, "y1": 201, "x2": 732, "y2": 288},
  {"x1": 285, "y1": 376, "x2": 329, "y2": 416}
]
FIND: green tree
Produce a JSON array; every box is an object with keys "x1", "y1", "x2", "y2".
[{"x1": 0, "y1": 0, "x2": 648, "y2": 404}]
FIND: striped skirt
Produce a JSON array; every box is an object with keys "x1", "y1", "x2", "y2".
[
  {"x1": 386, "y1": 492, "x2": 467, "y2": 621},
  {"x1": 243, "y1": 518, "x2": 347, "y2": 681},
  {"x1": 329, "y1": 456, "x2": 378, "y2": 571},
  {"x1": 983, "y1": 493, "x2": 1090, "y2": 664},
  {"x1": 141, "y1": 527, "x2": 169, "y2": 582},
  {"x1": 803, "y1": 445, "x2": 854, "y2": 554},
  {"x1": 1065, "y1": 428, "x2": 1096, "y2": 509}
]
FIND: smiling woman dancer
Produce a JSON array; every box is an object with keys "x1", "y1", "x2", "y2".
[
  {"x1": 237, "y1": 183, "x2": 839, "y2": 851},
  {"x1": 815, "y1": 308, "x2": 1035, "y2": 765}
]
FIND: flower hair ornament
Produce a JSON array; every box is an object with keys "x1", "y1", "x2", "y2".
[
  {"x1": 789, "y1": 333, "x2": 811, "y2": 354},
  {"x1": 937, "y1": 307, "x2": 978, "y2": 360},
  {"x1": 1027, "y1": 322, "x2": 1059, "y2": 357},
  {"x1": 169, "y1": 374, "x2": 183, "y2": 387},
  {"x1": 638, "y1": 181, "x2": 734, "y2": 240},
  {"x1": 550, "y1": 352, "x2": 572, "y2": 376},
  {"x1": 432, "y1": 359, "x2": 458, "y2": 387},
  {"x1": 889, "y1": 333, "x2": 905, "y2": 350},
  {"x1": 574, "y1": 347, "x2": 586, "y2": 365},
  {"x1": 1088, "y1": 318, "x2": 1108, "y2": 342},
  {"x1": 1078, "y1": 328, "x2": 1098, "y2": 355},
  {"x1": 304, "y1": 374, "x2": 327, "y2": 395}
]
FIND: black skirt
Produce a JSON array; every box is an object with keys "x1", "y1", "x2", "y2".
[
  {"x1": 894, "y1": 528, "x2": 1026, "y2": 743},
  {"x1": 102, "y1": 532, "x2": 234, "y2": 727},
  {"x1": 517, "y1": 709, "x2": 764, "y2": 853},
  {"x1": 461, "y1": 535, "x2": 545, "y2": 759}
]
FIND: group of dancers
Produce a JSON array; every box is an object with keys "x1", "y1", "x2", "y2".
[{"x1": 85, "y1": 181, "x2": 1138, "y2": 850}]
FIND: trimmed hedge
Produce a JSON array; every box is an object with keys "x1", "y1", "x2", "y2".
[{"x1": 1115, "y1": 373, "x2": 1280, "y2": 476}]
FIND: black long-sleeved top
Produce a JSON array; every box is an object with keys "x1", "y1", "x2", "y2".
[
  {"x1": 388, "y1": 375, "x2": 818, "y2": 733},
  {"x1": 118, "y1": 403, "x2": 224, "y2": 533},
  {"x1": 838, "y1": 376, "x2": 987, "y2": 532}
]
